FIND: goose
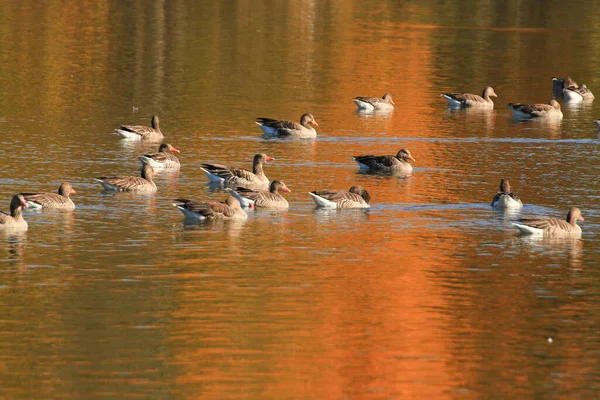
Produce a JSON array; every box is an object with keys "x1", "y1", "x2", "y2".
[
  {"x1": 563, "y1": 84, "x2": 595, "y2": 102},
  {"x1": 552, "y1": 76, "x2": 578, "y2": 97},
  {"x1": 256, "y1": 113, "x2": 318, "y2": 138},
  {"x1": 115, "y1": 115, "x2": 164, "y2": 141},
  {"x1": 138, "y1": 143, "x2": 181, "y2": 169},
  {"x1": 514, "y1": 207, "x2": 584, "y2": 238},
  {"x1": 441, "y1": 86, "x2": 497, "y2": 108},
  {"x1": 353, "y1": 148, "x2": 415, "y2": 174},
  {"x1": 490, "y1": 179, "x2": 522, "y2": 209},
  {"x1": 507, "y1": 100, "x2": 563, "y2": 119},
  {"x1": 227, "y1": 180, "x2": 291, "y2": 209},
  {"x1": 173, "y1": 196, "x2": 247, "y2": 221},
  {"x1": 353, "y1": 93, "x2": 395, "y2": 111},
  {"x1": 309, "y1": 186, "x2": 371, "y2": 208},
  {"x1": 201, "y1": 153, "x2": 273, "y2": 189},
  {"x1": 0, "y1": 194, "x2": 28, "y2": 230},
  {"x1": 95, "y1": 164, "x2": 157, "y2": 193},
  {"x1": 21, "y1": 182, "x2": 76, "y2": 210}
]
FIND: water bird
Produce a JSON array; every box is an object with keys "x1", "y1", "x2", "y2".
[
  {"x1": 256, "y1": 113, "x2": 318, "y2": 138},
  {"x1": 514, "y1": 207, "x2": 584, "y2": 238},
  {"x1": 21, "y1": 182, "x2": 76, "y2": 210},
  {"x1": 353, "y1": 148, "x2": 415, "y2": 174},
  {"x1": 441, "y1": 86, "x2": 497, "y2": 108},
  {"x1": 506, "y1": 100, "x2": 563, "y2": 119},
  {"x1": 227, "y1": 180, "x2": 291, "y2": 209},
  {"x1": 173, "y1": 196, "x2": 248, "y2": 221},
  {"x1": 201, "y1": 153, "x2": 274, "y2": 189},
  {"x1": 308, "y1": 186, "x2": 371, "y2": 208},
  {"x1": 490, "y1": 179, "x2": 522, "y2": 209},
  {"x1": 138, "y1": 143, "x2": 181, "y2": 170},
  {"x1": 95, "y1": 164, "x2": 158, "y2": 193},
  {"x1": 115, "y1": 115, "x2": 164, "y2": 141},
  {"x1": 353, "y1": 93, "x2": 395, "y2": 111},
  {"x1": 0, "y1": 195, "x2": 29, "y2": 230}
]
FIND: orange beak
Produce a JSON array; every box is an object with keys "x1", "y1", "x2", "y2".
[
  {"x1": 265, "y1": 156, "x2": 275, "y2": 162},
  {"x1": 312, "y1": 120, "x2": 319, "y2": 127},
  {"x1": 170, "y1": 147, "x2": 180, "y2": 153},
  {"x1": 390, "y1": 100, "x2": 396, "y2": 106},
  {"x1": 71, "y1": 189, "x2": 77, "y2": 194},
  {"x1": 282, "y1": 185, "x2": 291, "y2": 193}
]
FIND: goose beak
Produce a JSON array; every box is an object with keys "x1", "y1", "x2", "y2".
[
  {"x1": 390, "y1": 99, "x2": 396, "y2": 105},
  {"x1": 265, "y1": 156, "x2": 275, "y2": 162},
  {"x1": 170, "y1": 147, "x2": 180, "y2": 153},
  {"x1": 312, "y1": 120, "x2": 319, "y2": 127}
]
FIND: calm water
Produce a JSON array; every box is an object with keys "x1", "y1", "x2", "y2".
[{"x1": 1, "y1": 1, "x2": 600, "y2": 398}]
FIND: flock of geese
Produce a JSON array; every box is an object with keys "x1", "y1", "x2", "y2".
[{"x1": 0, "y1": 76, "x2": 590, "y2": 238}]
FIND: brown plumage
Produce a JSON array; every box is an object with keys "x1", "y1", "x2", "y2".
[
  {"x1": 0, "y1": 194, "x2": 28, "y2": 230},
  {"x1": 21, "y1": 182, "x2": 76, "y2": 210},
  {"x1": 507, "y1": 99, "x2": 563, "y2": 118},
  {"x1": 201, "y1": 153, "x2": 274, "y2": 189},
  {"x1": 309, "y1": 185, "x2": 371, "y2": 208},
  {"x1": 490, "y1": 179, "x2": 522, "y2": 208},
  {"x1": 138, "y1": 143, "x2": 181, "y2": 169},
  {"x1": 228, "y1": 180, "x2": 291, "y2": 209},
  {"x1": 95, "y1": 164, "x2": 157, "y2": 193},
  {"x1": 115, "y1": 115, "x2": 164, "y2": 141},
  {"x1": 441, "y1": 86, "x2": 497, "y2": 108},
  {"x1": 514, "y1": 207, "x2": 584, "y2": 237},
  {"x1": 173, "y1": 196, "x2": 247, "y2": 221},
  {"x1": 353, "y1": 148, "x2": 415, "y2": 174},
  {"x1": 353, "y1": 93, "x2": 395, "y2": 110},
  {"x1": 256, "y1": 113, "x2": 318, "y2": 138}
]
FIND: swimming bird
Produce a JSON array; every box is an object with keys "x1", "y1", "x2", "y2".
[
  {"x1": 514, "y1": 207, "x2": 584, "y2": 238},
  {"x1": 490, "y1": 179, "x2": 522, "y2": 209},
  {"x1": 21, "y1": 182, "x2": 76, "y2": 210},
  {"x1": 563, "y1": 84, "x2": 595, "y2": 102},
  {"x1": 114, "y1": 115, "x2": 164, "y2": 141},
  {"x1": 95, "y1": 164, "x2": 157, "y2": 193},
  {"x1": 441, "y1": 86, "x2": 497, "y2": 108},
  {"x1": 227, "y1": 180, "x2": 291, "y2": 209},
  {"x1": 309, "y1": 186, "x2": 371, "y2": 208},
  {"x1": 353, "y1": 93, "x2": 395, "y2": 111},
  {"x1": 138, "y1": 143, "x2": 181, "y2": 170},
  {"x1": 256, "y1": 113, "x2": 318, "y2": 138},
  {"x1": 0, "y1": 194, "x2": 28, "y2": 230},
  {"x1": 353, "y1": 148, "x2": 415, "y2": 174},
  {"x1": 507, "y1": 100, "x2": 563, "y2": 119},
  {"x1": 173, "y1": 196, "x2": 248, "y2": 221},
  {"x1": 201, "y1": 153, "x2": 274, "y2": 189}
]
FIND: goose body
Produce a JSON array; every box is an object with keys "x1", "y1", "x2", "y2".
[
  {"x1": 490, "y1": 179, "x2": 522, "y2": 209},
  {"x1": 173, "y1": 196, "x2": 247, "y2": 221},
  {"x1": 309, "y1": 186, "x2": 371, "y2": 209},
  {"x1": 21, "y1": 182, "x2": 76, "y2": 210},
  {"x1": 353, "y1": 148, "x2": 415, "y2": 174},
  {"x1": 563, "y1": 84, "x2": 595, "y2": 102},
  {"x1": 0, "y1": 195, "x2": 28, "y2": 230},
  {"x1": 441, "y1": 86, "x2": 497, "y2": 108},
  {"x1": 353, "y1": 93, "x2": 395, "y2": 111},
  {"x1": 138, "y1": 143, "x2": 180, "y2": 170},
  {"x1": 201, "y1": 153, "x2": 273, "y2": 189},
  {"x1": 95, "y1": 164, "x2": 157, "y2": 193},
  {"x1": 256, "y1": 113, "x2": 318, "y2": 138},
  {"x1": 507, "y1": 100, "x2": 563, "y2": 119},
  {"x1": 514, "y1": 207, "x2": 584, "y2": 238},
  {"x1": 115, "y1": 115, "x2": 164, "y2": 141},
  {"x1": 552, "y1": 77, "x2": 578, "y2": 97},
  {"x1": 227, "y1": 180, "x2": 291, "y2": 209}
]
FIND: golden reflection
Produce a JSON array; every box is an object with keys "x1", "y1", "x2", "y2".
[
  {"x1": 509, "y1": 117, "x2": 562, "y2": 137},
  {"x1": 445, "y1": 107, "x2": 496, "y2": 133},
  {"x1": 517, "y1": 236, "x2": 584, "y2": 269}
]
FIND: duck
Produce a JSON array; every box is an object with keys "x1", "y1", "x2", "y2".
[
  {"x1": 563, "y1": 84, "x2": 595, "y2": 102},
  {"x1": 227, "y1": 180, "x2": 291, "y2": 209},
  {"x1": 506, "y1": 100, "x2": 563, "y2": 119},
  {"x1": 552, "y1": 76, "x2": 578, "y2": 97},
  {"x1": 173, "y1": 196, "x2": 248, "y2": 221},
  {"x1": 441, "y1": 86, "x2": 497, "y2": 108},
  {"x1": 95, "y1": 164, "x2": 157, "y2": 193},
  {"x1": 201, "y1": 153, "x2": 274, "y2": 189},
  {"x1": 353, "y1": 93, "x2": 395, "y2": 111},
  {"x1": 309, "y1": 186, "x2": 371, "y2": 209},
  {"x1": 138, "y1": 143, "x2": 181, "y2": 170},
  {"x1": 256, "y1": 113, "x2": 318, "y2": 138},
  {"x1": 514, "y1": 207, "x2": 584, "y2": 238},
  {"x1": 490, "y1": 179, "x2": 522, "y2": 209},
  {"x1": 21, "y1": 182, "x2": 76, "y2": 210},
  {"x1": 353, "y1": 148, "x2": 415, "y2": 174},
  {"x1": 114, "y1": 115, "x2": 164, "y2": 141},
  {"x1": 0, "y1": 194, "x2": 28, "y2": 230}
]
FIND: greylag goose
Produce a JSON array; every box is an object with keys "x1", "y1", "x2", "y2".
[
  {"x1": 115, "y1": 115, "x2": 164, "y2": 141},
  {"x1": 173, "y1": 196, "x2": 247, "y2": 221},
  {"x1": 309, "y1": 186, "x2": 371, "y2": 209},
  {"x1": 514, "y1": 207, "x2": 584, "y2": 238},
  {"x1": 507, "y1": 100, "x2": 563, "y2": 119},
  {"x1": 256, "y1": 113, "x2": 318, "y2": 138},
  {"x1": 353, "y1": 148, "x2": 415, "y2": 174},
  {"x1": 564, "y1": 84, "x2": 595, "y2": 102},
  {"x1": 490, "y1": 179, "x2": 522, "y2": 209},
  {"x1": 0, "y1": 194, "x2": 28, "y2": 230},
  {"x1": 201, "y1": 153, "x2": 274, "y2": 189},
  {"x1": 95, "y1": 164, "x2": 157, "y2": 193},
  {"x1": 21, "y1": 182, "x2": 76, "y2": 210},
  {"x1": 353, "y1": 93, "x2": 395, "y2": 111},
  {"x1": 227, "y1": 180, "x2": 291, "y2": 209},
  {"x1": 138, "y1": 143, "x2": 181, "y2": 170},
  {"x1": 441, "y1": 86, "x2": 497, "y2": 108},
  {"x1": 552, "y1": 76, "x2": 578, "y2": 97}
]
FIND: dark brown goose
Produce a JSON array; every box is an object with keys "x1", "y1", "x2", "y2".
[
  {"x1": 201, "y1": 153, "x2": 274, "y2": 189},
  {"x1": 256, "y1": 113, "x2": 318, "y2": 138},
  {"x1": 507, "y1": 99, "x2": 563, "y2": 118},
  {"x1": 21, "y1": 182, "x2": 76, "y2": 210},
  {"x1": 138, "y1": 143, "x2": 181, "y2": 169},
  {"x1": 228, "y1": 180, "x2": 291, "y2": 209},
  {"x1": 353, "y1": 148, "x2": 415, "y2": 174},
  {"x1": 490, "y1": 179, "x2": 522, "y2": 209},
  {"x1": 514, "y1": 207, "x2": 584, "y2": 237},
  {"x1": 309, "y1": 185, "x2": 371, "y2": 208},
  {"x1": 115, "y1": 115, "x2": 164, "y2": 141},
  {"x1": 173, "y1": 196, "x2": 247, "y2": 221},
  {"x1": 353, "y1": 93, "x2": 395, "y2": 111},
  {"x1": 441, "y1": 86, "x2": 497, "y2": 108},
  {"x1": 0, "y1": 194, "x2": 28, "y2": 230},
  {"x1": 95, "y1": 164, "x2": 157, "y2": 193}
]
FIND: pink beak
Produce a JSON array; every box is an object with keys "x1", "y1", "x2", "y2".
[
  {"x1": 170, "y1": 147, "x2": 180, "y2": 153},
  {"x1": 265, "y1": 156, "x2": 275, "y2": 162},
  {"x1": 312, "y1": 120, "x2": 319, "y2": 127}
]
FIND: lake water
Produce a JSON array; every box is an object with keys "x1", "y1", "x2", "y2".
[{"x1": 1, "y1": 1, "x2": 599, "y2": 398}]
